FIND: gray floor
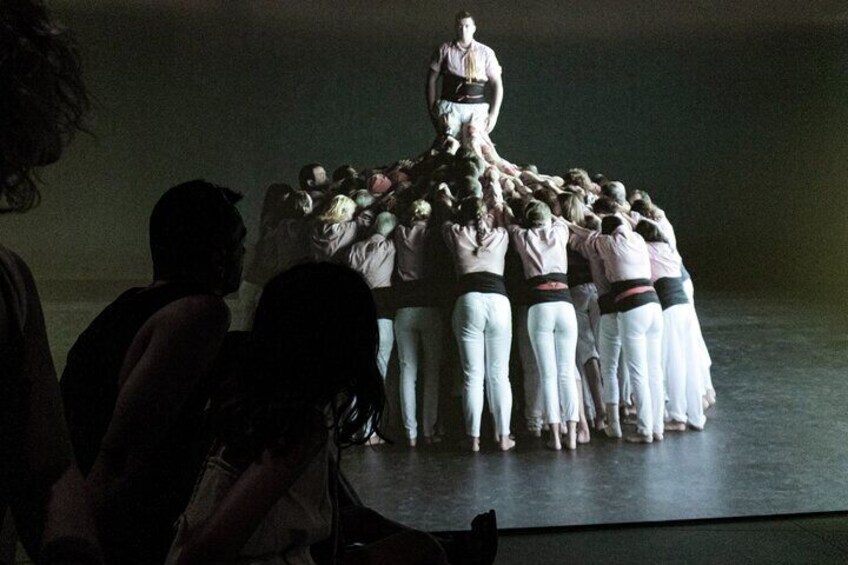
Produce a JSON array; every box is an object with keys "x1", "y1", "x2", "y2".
[
  {"x1": 495, "y1": 513, "x2": 848, "y2": 564},
  {"x1": 337, "y1": 292, "x2": 848, "y2": 531},
  {"x1": 36, "y1": 285, "x2": 848, "y2": 557}
]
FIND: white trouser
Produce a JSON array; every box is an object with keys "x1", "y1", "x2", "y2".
[
  {"x1": 516, "y1": 306, "x2": 543, "y2": 431},
  {"x1": 663, "y1": 304, "x2": 707, "y2": 428},
  {"x1": 377, "y1": 318, "x2": 394, "y2": 381},
  {"x1": 619, "y1": 303, "x2": 664, "y2": 436},
  {"x1": 236, "y1": 280, "x2": 262, "y2": 331},
  {"x1": 395, "y1": 307, "x2": 443, "y2": 439},
  {"x1": 452, "y1": 292, "x2": 513, "y2": 438},
  {"x1": 363, "y1": 318, "x2": 395, "y2": 437},
  {"x1": 527, "y1": 301, "x2": 580, "y2": 424},
  {"x1": 599, "y1": 312, "x2": 623, "y2": 405},
  {"x1": 436, "y1": 100, "x2": 490, "y2": 138},
  {"x1": 570, "y1": 283, "x2": 601, "y2": 366}
]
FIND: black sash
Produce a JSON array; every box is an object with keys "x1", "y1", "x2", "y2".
[
  {"x1": 654, "y1": 277, "x2": 689, "y2": 310},
  {"x1": 441, "y1": 72, "x2": 486, "y2": 103},
  {"x1": 526, "y1": 273, "x2": 572, "y2": 306},
  {"x1": 456, "y1": 272, "x2": 507, "y2": 297}
]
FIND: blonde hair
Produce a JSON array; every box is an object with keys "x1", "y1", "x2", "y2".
[
  {"x1": 408, "y1": 199, "x2": 432, "y2": 224},
  {"x1": 317, "y1": 194, "x2": 355, "y2": 224}
]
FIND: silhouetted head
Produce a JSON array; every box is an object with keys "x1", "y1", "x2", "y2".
[
  {"x1": 1, "y1": 0, "x2": 89, "y2": 213},
  {"x1": 149, "y1": 180, "x2": 245, "y2": 294},
  {"x1": 247, "y1": 263, "x2": 386, "y2": 449}
]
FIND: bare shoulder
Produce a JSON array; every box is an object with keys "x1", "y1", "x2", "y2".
[{"x1": 147, "y1": 293, "x2": 230, "y2": 334}]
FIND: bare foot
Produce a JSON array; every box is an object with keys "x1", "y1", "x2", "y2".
[
  {"x1": 423, "y1": 435, "x2": 442, "y2": 445},
  {"x1": 499, "y1": 435, "x2": 516, "y2": 452},
  {"x1": 566, "y1": 422, "x2": 577, "y2": 450},
  {"x1": 625, "y1": 433, "x2": 653, "y2": 444},
  {"x1": 470, "y1": 437, "x2": 481, "y2": 452},
  {"x1": 545, "y1": 438, "x2": 562, "y2": 451},
  {"x1": 653, "y1": 432, "x2": 664, "y2": 442},
  {"x1": 594, "y1": 416, "x2": 606, "y2": 432},
  {"x1": 577, "y1": 425, "x2": 591, "y2": 444},
  {"x1": 408, "y1": 438, "x2": 417, "y2": 447},
  {"x1": 366, "y1": 435, "x2": 385, "y2": 446},
  {"x1": 664, "y1": 421, "x2": 687, "y2": 432}
]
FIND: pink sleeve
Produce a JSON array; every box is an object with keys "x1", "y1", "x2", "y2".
[{"x1": 484, "y1": 47, "x2": 502, "y2": 79}]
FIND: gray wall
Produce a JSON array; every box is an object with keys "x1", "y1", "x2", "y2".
[{"x1": 4, "y1": 2, "x2": 847, "y2": 301}]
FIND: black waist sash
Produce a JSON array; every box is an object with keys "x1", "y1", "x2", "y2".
[
  {"x1": 526, "y1": 273, "x2": 571, "y2": 306},
  {"x1": 456, "y1": 272, "x2": 508, "y2": 297},
  {"x1": 598, "y1": 292, "x2": 616, "y2": 315},
  {"x1": 441, "y1": 72, "x2": 486, "y2": 103},
  {"x1": 610, "y1": 278, "x2": 660, "y2": 313},
  {"x1": 654, "y1": 277, "x2": 689, "y2": 310},
  {"x1": 372, "y1": 286, "x2": 396, "y2": 319},
  {"x1": 394, "y1": 279, "x2": 436, "y2": 309}
]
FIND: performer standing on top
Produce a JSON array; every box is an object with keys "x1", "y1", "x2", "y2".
[{"x1": 426, "y1": 11, "x2": 503, "y2": 138}]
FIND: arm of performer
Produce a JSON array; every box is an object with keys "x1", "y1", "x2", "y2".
[
  {"x1": 426, "y1": 67, "x2": 441, "y2": 133},
  {"x1": 487, "y1": 73, "x2": 503, "y2": 134}
]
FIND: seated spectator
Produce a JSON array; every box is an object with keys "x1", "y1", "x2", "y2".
[
  {"x1": 166, "y1": 263, "x2": 451, "y2": 565},
  {"x1": 1, "y1": 1, "x2": 102, "y2": 562},
  {"x1": 60, "y1": 180, "x2": 246, "y2": 564}
]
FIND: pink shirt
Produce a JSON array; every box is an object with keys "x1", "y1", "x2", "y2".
[
  {"x1": 310, "y1": 217, "x2": 366, "y2": 262},
  {"x1": 443, "y1": 220, "x2": 509, "y2": 277},
  {"x1": 393, "y1": 222, "x2": 429, "y2": 282},
  {"x1": 646, "y1": 242, "x2": 683, "y2": 282},
  {"x1": 507, "y1": 217, "x2": 569, "y2": 280},
  {"x1": 571, "y1": 224, "x2": 651, "y2": 283},
  {"x1": 429, "y1": 40, "x2": 502, "y2": 81},
  {"x1": 344, "y1": 234, "x2": 395, "y2": 290}
]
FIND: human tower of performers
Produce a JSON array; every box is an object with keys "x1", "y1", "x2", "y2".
[{"x1": 240, "y1": 141, "x2": 715, "y2": 453}]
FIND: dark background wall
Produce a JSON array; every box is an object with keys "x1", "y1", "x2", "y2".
[{"x1": 4, "y1": 1, "x2": 847, "y2": 302}]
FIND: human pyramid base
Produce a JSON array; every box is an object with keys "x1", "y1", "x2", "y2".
[{"x1": 242, "y1": 124, "x2": 715, "y2": 453}]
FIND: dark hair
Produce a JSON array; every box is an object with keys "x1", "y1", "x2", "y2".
[
  {"x1": 297, "y1": 163, "x2": 324, "y2": 191},
  {"x1": 149, "y1": 180, "x2": 244, "y2": 284},
  {"x1": 1, "y1": 0, "x2": 89, "y2": 213},
  {"x1": 281, "y1": 190, "x2": 312, "y2": 219},
  {"x1": 592, "y1": 196, "x2": 619, "y2": 215},
  {"x1": 331, "y1": 164, "x2": 358, "y2": 183},
  {"x1": 630, "y1": 197, "x2": 662, "y2": 221},
  {"x1": 635, "y1": 219, "x2": 668, "y2": 244},
  {"x1": 455, "y1": 10, "x2": 474, "y2": 22},
  {"x1": 533, "y1": 186, "x2": 562, "y2": 217},
  {"x1": 214, "y1": 263, "x2": 386, "y2": 459},
  {"x1": 601, "y1": 215, "x2": 623, "y2": 235}
]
